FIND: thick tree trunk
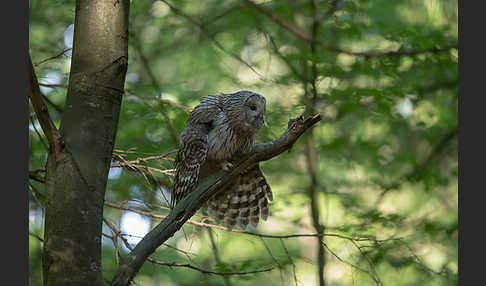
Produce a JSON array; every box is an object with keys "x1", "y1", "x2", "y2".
[{"x1": 42, "y1": 1, "x2": 130, "y2": 285}]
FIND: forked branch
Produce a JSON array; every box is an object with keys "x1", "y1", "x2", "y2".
[{"x1": 110, "y1": 113, "x2": 322, "y2": 286}]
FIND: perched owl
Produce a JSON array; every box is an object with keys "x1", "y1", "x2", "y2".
[{"x1": 171, "y1": 90, "x2": 273, "y2": 230}]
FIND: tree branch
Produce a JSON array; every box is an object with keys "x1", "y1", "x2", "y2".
[
  {"x1": 41, "y1": 93, "x2": 64, "y2": 113},
  {"x1": 103, "y1": 217, "x2": 273, "y2": 279},
  {"x1": 145, "y1": 260, "x2": 274, "y2": 276},
  {"x1": 29, "y1": 232, "x2": 44, "y2": 243},
  {"x1": 29, "y1": 170, "x2": 46, "y2": 183},
  {"x1": 29, "y1": 114, "x2": 48, "y2": 150},
  {"x1": 304, "y1": 1, "x2": 326, "y2": 284},
  {"x1": 28, "y1": 54, "x2": 62, "y2": 155},
  {"x1": 103, "y1": 200, "x2": 404, "y2": 245},
  {"x1": 33, "y1": 48, "x2": 72, "y2": 67},
  {"x1": 110, "y1": 113, "x2": 322, "y2": 286}
]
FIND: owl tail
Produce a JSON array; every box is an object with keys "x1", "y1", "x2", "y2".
[{"x1": 205, "y1": 165, "x2": 273, "y2": 231}]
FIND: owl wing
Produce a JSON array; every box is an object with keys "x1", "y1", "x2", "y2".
[
  {"x1": 205, "y1": 163, "x2": 273, "y2": 230},
  {"x1": 171, "y1": 95, "x2": 222, "y2": 207}
]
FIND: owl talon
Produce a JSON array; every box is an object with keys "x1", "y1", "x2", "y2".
[{"x1": 221, "y1": 161, "x2": 233, "y2": 171}]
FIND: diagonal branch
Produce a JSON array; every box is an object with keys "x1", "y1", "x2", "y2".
[
  {"x1": 40, "y1": 93, "x2": 63, "y2": 113},
  {"x1": 33, "y1": 48, "x2": 72, "y2": 67},
  {"x1": 29, "y1": 170, "x2": 46, "y2": 183},
  {"x1": 28, "y1": 54, "x2": 63, "y2": 154},
  {"x1": 110, "y1": 114, "x2": 322, "y2": 286},
  {"x1": 29, "y1": 232, "x2": 44, "y2": 242},
  {"x1": 29, "y1": 114, "x2": 48, "y2": 150}
]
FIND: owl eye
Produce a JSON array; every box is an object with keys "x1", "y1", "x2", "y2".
[{"x1": 249, "y1": 105, "x2": 257, "y2": 111}]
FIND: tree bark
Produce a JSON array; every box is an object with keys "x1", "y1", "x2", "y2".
[{"x1": 41, "y1": 1, "x2": 130, "y2": 285}]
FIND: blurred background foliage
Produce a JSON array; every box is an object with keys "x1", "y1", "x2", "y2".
[{"x1": 29, "y1": 0, "x2": 457, "y2": 285}]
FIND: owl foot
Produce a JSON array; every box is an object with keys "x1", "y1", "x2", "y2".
[{"x1": 221, "y1": 161, "x2": 233, "y2": 171}]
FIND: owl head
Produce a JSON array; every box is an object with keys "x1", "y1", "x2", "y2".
[{"x1": 227, "y1": 90, "x2": 266, "y2": 134}]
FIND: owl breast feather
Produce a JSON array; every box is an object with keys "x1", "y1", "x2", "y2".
[{"x1": 207, "y1": 119, "x2": 254, "y2": 161}]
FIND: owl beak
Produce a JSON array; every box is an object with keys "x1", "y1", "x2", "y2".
[{"x1": 258, "y1": 113, "x2": 265, "y2": 124}]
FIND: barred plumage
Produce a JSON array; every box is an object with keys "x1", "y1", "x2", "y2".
[
  {"x1": 205, "y1": 164, "x2": 273, "y2": 230},
  {"x1": 171, "y1": 90, "x2": 272, "y2": 230}
]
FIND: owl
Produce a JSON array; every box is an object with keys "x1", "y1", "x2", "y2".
[{"x1": 171, "y1": 90, "x2": 273, "y2": 230}]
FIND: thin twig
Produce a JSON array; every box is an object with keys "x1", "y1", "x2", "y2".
[
  {"x1": 260, "y1": 237, "x2": 285, "y2": 285},
  {"x1": 124, "y1": 91, "x2": 192, "y2": 112},
  {"x1": 263, "y1": 29, "x2": 306, "y2": 82},
  {"x1": 28, "y1": 183, "x2": 45, "y2": 208},
  {"x1": 242, "y1": 231, "x2": 402, "y2": 243},
  {"x1": 41, "y1": 94, "x2": 63, "y2": 113},
  {"x1": 159, "y1": 99, "x2": 192, "y2": 112},
  {"x1": 104, "y1": 200, "x2": 403, "y2": 245},
  {"x1": 280, "y1": 239, "x2": 299, "y2": 286},
  {"x1": 29, "y1": 232, "x2": 44, "y2": 242},
  {"x1": 148, "y1": 260, "x2": 273, "y2": 276},
  {"x1": 29, "y1": 170, "x2": 46, "y2": 183},
  {"x1": 207, "y1": 229, "x2": 233, "y2": 286},
  {"x1": 104, "y1": 201, "x2": 231, "y2": 230},
  {"x1": 103, "y1": 217, "x2": 273, "y2": 277},
  {"x1": 322, "y1": 242, "x2": 381, "y2": 285},
  {"x1": 111, "y1": 150, "x2": 175, "y2": 190},
  {"x1": 111, "y1": 150, "x2": 176, "y2": 166},
  {"x1": 38, "y1": 83, "x2": 68, "y2": 89},
  {"x1": 33, "y1": 48, "x2": 72, "y2": 67},
  {"x1": 349, "y1": 239, "x2": 382, "y2": 285},
  {"x1": 29, "y1": 115, "x2": 48, "y2": 150}
]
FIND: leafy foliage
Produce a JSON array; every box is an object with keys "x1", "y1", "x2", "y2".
[{"x1": 29, "y1": 0, "x2": 457, "y2": 285}]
